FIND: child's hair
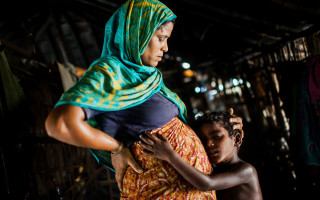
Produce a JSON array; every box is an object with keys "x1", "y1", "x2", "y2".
[{"x1": 192, "y1": 111, "x2": 241, "y2": 138}]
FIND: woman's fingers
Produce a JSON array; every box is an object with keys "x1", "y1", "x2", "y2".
[
  {"x1": 229, "y1": 117, "x2": 243, "y2": 129},
  {"x1": 230, "y1": 116, "x2": 242, "y2": 123},
  {"x1": 111, "y1": 147, "x2": 143, "y2": 191},
  {"x1": 232, "y1": 124, "x2": 242, "y2": 130},
  {"x1": 156, "y1": 132, "x2": 167, "y2": 142},
  {"x1": 115, "y1": 167, "x2": 125, "y2": 191},
  {"x1": 228, "y1": 108, "x2": 234, "y2": 115},
  {"x1": 128, "y1": 155, "x2": 143, "y2": 173}
]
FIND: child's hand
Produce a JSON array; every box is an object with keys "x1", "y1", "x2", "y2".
[{"x1": 139, "y1": 132, "x2": 174, "y2": 162}]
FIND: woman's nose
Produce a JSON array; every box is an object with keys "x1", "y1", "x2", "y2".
[{"x1": 162, "y1": 42, "x2": 168, "y2": 52}]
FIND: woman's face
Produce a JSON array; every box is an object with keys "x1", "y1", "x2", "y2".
[{"x1": 141, "y1": 22, "x2": 174, "y2": 67}]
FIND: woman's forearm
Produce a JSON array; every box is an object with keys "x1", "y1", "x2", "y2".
[{"x1": 45, "y1": 104, "x2": 120, "y2": 151}]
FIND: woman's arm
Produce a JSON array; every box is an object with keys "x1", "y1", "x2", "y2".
[
  {"x1": 45, "y1": 104, "x2": 143, "y2": 190},
  {"x1": 45, "y1": 104, "x2": 120, "y2": 150},
  {"x1": 140, "y1": 132, "x2": 250, "y2": 191}
]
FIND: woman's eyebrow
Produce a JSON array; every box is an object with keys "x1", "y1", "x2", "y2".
[{"x1": 157, "y1": 33, "x2": 170, "y2": 37}]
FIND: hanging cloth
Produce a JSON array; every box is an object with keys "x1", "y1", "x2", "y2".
[
  {"x1": 297, "y1": 62, "x2": 320, "y2": 166},
  {"x1": 0, "y1": 41, "x2": 26, "y2": 114},
  {"x1": 307, "y1": 55, "x2": 320, "y2": 115},
  {"x1": 56, "y1": 61, "x2": 79, "y2": 92}
]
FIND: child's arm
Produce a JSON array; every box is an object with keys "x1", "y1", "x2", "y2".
[{"x1": 139, "y1": 132, "x2": 253, "y2": 191}]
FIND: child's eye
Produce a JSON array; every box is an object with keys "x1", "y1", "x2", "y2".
[{"x1": 159, "y1": 37, "x2": 164, "y2": 42}]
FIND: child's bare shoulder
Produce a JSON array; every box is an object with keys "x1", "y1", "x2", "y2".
[{"x1": 233, "y1": 161, "x2": 259, "y2": 182}]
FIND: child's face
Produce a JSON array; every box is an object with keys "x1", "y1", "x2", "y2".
[{"x1": 199, "y1": 122, "x2": 237, "y2": 165}]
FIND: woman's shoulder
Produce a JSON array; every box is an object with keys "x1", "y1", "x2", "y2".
[{"x1": 88, "y1": 56, "x2": 120, "y2": 67}]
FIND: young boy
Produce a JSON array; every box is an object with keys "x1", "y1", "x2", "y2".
[{"x1": 139, "y1": 111, "x2": 263, "y2": 200}]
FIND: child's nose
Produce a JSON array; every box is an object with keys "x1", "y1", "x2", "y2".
[{"x1": 207, "y1": 140, "x2": 214, "y2": 147}]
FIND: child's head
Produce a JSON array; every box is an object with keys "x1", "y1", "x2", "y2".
[{"x1": 193, "y1": 111, "x2": 243, "y2": 164}]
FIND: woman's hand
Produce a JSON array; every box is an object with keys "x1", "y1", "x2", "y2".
[
  {"x1": 139, "y1": 132, "x2": 175, "y2": 162},
  {"x1": 111, "y1": 147, "x2": 143, "y2": 191},
  {"x1": 228, "y1": 108, "x2": 244, "y2": 138}
]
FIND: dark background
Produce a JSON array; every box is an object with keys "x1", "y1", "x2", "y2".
[{"x1": 1, "y1": 0, "x2": 320, "y2": 199}]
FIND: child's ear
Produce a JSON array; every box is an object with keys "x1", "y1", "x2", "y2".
[{"x1": 234, "y1": 132, "x2": 243, "y2": 148}]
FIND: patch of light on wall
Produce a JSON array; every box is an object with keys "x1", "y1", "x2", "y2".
[
  {"x1": 208, "y1": 89, "x2": 217, "y2": 100},
  {"x1": 235, "y1": 86, "x2": 242, "y2": 96},
  {"x1": 239, "y1": 79, "x2": 243, "y2": 84},
  {"x1": 195, "y1": 86, "x2": 201, "y2": 93},
  {"x1": 195, "y1": 111, "x2": 204, "y2": 119},
  {"x1": 246, "y1": 81, "x2": 251, "y2": 88},
  {"x1": 164, "y1": 54, "x2": 170, "y2": 59},
  {"x1": 201, "y1": 87, "x2": 207, "y2": 93},
  {"x1": 176, "y1": 56, "x2": 182, "y2": 61},
  {"x1": 211, "y1": 81, "x2": 216, "y2": 88},
  {"x1": 271, "y1": 73, "x2": 280, "y2": 93},
  {"x1": 225, "y1": 81, "x2": 232, "y2": 89},
  {"x1": 263, "y1": 109, "x2": 267, "y2": 118},
  {"x1": 232, "y1": 78, "x2": 239, "y2": 86},
  {"x1": 226, "y1": 88, "x2": 232, "y2": 95},
  {"x1": 218, "y1": 84, "x2": 224, "y2": 91},
  {"x1": 182, "y1": 62, "x2": 190, "y2": 69},
  {"x1": 209, "y1": 89, "x2": 217, "y2": 96}
]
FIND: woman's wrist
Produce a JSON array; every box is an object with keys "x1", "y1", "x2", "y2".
[{"x1": 111, "y1": 141, "x2": 124, "y2": 156}]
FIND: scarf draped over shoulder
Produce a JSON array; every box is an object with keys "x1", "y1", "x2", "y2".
[{"x1": 55, "y1": 0, "x2": 187, "y2": 122}]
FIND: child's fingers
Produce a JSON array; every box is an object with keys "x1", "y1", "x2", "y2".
[
  {"x1": 156, "y1": 133, "x2": 168, "y2": 142},
  {"x1": 145, "y1": 131, "x2": 164, "y2": 143},
  {"x1": 141, "y1": 149, "x2": 154, "y2": 156},
  {"x1": 140, "y1": 134, "x2": 155, "y2": 145},
  {"x1": 139, "y1": 140, "x2": 153, "y2": 151}
]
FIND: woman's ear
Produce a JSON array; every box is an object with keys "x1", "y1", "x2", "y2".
[{"x1": 234, "y1": 132, "x2": 243, "y2": 148}]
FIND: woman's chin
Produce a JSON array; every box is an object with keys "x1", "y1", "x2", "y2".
[{"x1": 150, "y1": 62, "x2": 158, "y2": 67}]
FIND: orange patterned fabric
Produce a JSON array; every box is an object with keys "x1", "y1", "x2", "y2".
[{"x1": 121, "y1": 117, "x2": 217, "y2": 199}]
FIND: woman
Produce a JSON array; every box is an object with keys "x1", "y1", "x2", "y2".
[{"x1": 45, "y1": 0, "x2": 242, "y2": 199}]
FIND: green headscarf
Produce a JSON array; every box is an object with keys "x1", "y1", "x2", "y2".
[
  {"x1": 55, "y1": 0, "x2": 187, "y2": 170},
  {"x1": 55, "y1": 0, "x2": 187, "y2": 122}
]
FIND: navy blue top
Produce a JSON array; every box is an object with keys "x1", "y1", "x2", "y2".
[{"x1": 82, "y1": 92, "x2": 179, "y2": 147}]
